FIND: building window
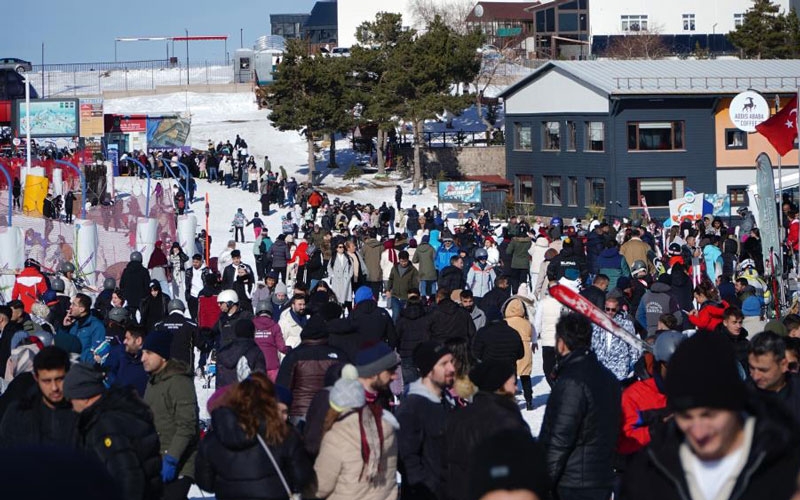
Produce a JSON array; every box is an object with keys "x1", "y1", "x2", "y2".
[
  {"x1": 568, "y1": 177, "x2": 578, "y2": 206},
  {"x1": 566, "y1": 121, "x2": 577, "y2": 151},
  {"x1": 725, "y1": 129, "x2": 748, "y2": 150},
  {"x1": 514, "y1": 123, "x2": 532, "y2": 150},
  {"x1": 586, "y1": 178, "x2": 606, "y2": 206},
  {"x1": 627, "y1": 121, "x2": 685, "y2": 151},
  {"x1": 729, "y1": 186, "x2": 748, "y2": 206},
  {"x1": 543, "y1": 121, "x2": 560, "y2": 151},
  {"x1": 543, "y1": 176, "x2": 562, "y2": 206},
  {"x1": 621, "y1": 15, "x2": 648, "y2": 32},
  {"x1": 734, "y1": 13, "x2": 745, "y2": 27},
  {"x1": 515, "y1": 175, "x2": 534, "y2": 204},
  {"x1": 629, "y1": 178, "x2": 685, "y2": 207},
  {"x1": 682, "y1": 14, "x2": 696, "y2": 31},
  {"x1": 585, "y1": 122, "x2": 604, "y2": 151}
]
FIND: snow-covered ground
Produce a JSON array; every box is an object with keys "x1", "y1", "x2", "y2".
[{"x1": 104, "y1": 90, "x2": 547, "y2": 499}]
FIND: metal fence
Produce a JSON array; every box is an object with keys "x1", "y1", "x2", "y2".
[{"x1": 31, "y1": 59, "x2": 234, "y2": 98}]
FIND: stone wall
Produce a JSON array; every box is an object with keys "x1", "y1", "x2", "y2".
[{"x1": 399, "y1": 145, "x2": 506, "y2": 179}]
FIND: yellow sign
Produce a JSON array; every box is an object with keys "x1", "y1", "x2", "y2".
[{"x1": 79, "y1": 98, "x2": 104, "y2": 138}]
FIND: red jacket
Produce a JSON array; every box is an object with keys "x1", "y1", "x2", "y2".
[
  {"x1": 789, "y1": 219, "x2": 800, "y2": 252},
  {"x1": 617, "y1": 377, "x2": 667, "y2": 455},
  {"x1": 689, "y1": 300, "x2": 728, "y2": 332},
  {"x1": 12, "y1": 267, "x2": 48, "y2": 313},
  {"x1": 198, "y1": 294, "x2": 220, "y2": 331},
  {"x1": 308, "y1": 191, "x2": 323, "y2": 208}
]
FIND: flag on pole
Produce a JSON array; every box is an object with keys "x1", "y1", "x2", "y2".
[{"x1": 755, "y1": 96, "x2": 798, "y2": 156}]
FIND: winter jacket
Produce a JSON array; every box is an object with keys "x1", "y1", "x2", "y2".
[
  {"x1": 276, "y1": 338, "x2": 348, "y2": 418},
  {"x1": 216, "y1": 338, "x2": 267, "y2": 388},
  {"x1": 739, "y1": 286, "x2": 764, "y2": 317},
  {"x1": 76, "y1": 386, "x2": 163, "y2": 500},
  {"x1": 253, "y1": 314, "x2": 287, "y2": 372},
  {"x1": 481, "y1": 285, "x2": 512, "y2": 323},
  {"x1": 703, "y1": 243, "x2": 723, "y2": 282},
  {"x1": 437, "y1": 265, "x2": 465, "y2": 292},
  {"x1": 504, "y1": 299, "x2": 533, "y2": 376},
  {"x1": 668, "y1": 270, "x2": 694, "y2": 314},
  {"x1": 434, "y1": 244, "x2": 459, "y2": 273},
  {"x1": 619, "y1": 237, "x2": 653, "y2": 273},
  {"x1": 388, "y1": 264, "x2": 420, "y2": 302},
  {"x1": 397, "y1": 301, "x2": 431, "y2": 360},
  {"x1": 688, "y1": 300, "x2": 728, "y2": 332},
  {"x1": 215, "y1": 308, "x2": 255, "y2": 349},
  {"x1": 350, "y1": 300, "x2": 397, "y2": 348},
  {"x1": 586, "y1": 231, "x2": 607, "y2": 275},
  {"x1": 154, "y1": 312, "x2": 198, "y2": 367},
  {"x1": 195, "y1": 407, "x2": 314, "y2": 499},
  {"x1": 120, "y1": 262, "x2": 151, "y2": 309},
  {"x1": 466, "y1": 262, "x2": 495, "y2": 298},
  {"x1": 12, "y1": 267, "x2": 48, "y2": 313},
  {"x1": 110, "y1": 348, "x2": 149, "y2": 398},
  {"x1": 314, "y1": 409, "x2": 398, "y2": 500},
  {"x1": 754, "y1": 373, "x2": 800, "y2": 425},
  {"x1": 547, "y1": 247, "x2": 586, "y2": 282},
  {"x1": 539, "y1": 349, "x2": 621, "y2": 490},
  {"x1": 278, "y1": 308, "x2": 305, "y2": 350},
  {"x1": 580, "y1": 285, "x2": 606, "y2": 310},
  {"x1": 444, "y1": 391, "x2": 529, "y2": 500},
  {"x1": 636, "y1": 282, "x2": 681, "y2": 336},
  {"x1": 413, "y1": 243, "x2": 437, "y2": 281},
  {"x1": 58, "y1": 313, "x2": 106, "y2": 364},
  {"x1": 617, "y1": 375, "x2": 667, "y2": 456},
  {"x1": 139, "y1": 292, "x2": 170, "y2": 332},
  {"x1": 591, "y1": 315, "x2": 641, "y2": 381},
  {"x1": 268, "y1": 240, "x2": 290, "y2": 269},
  {"x1": 428, "y1": 299, "x2": 476, "y2": 345},
  {"x1": 506, "y1": 236, "x2": 532, "y2": 270},
  {"x1": 597, "y1": 247, "x2": 627, "y2": 290},
  {"x1": 534, "y1": 293, "x2": 564, "y2": 348},
  {"x1": 328, "y1": 254, "x2": 353, "y2": 305},
  {"x1": 0, "y1": 385, "x2": 77, "y2": 448},
  {"x1": 396, "y1": 381, "x2": 450, "y2": 496},
  {"x1": 361, "y1": 238, "x2": 384, "y2": 282},
  {"x1": 528, "y1": 237, "x2": 550, "y2": 274},
  {"x1": 471, "y1": 321, "x2": 524, "y2": 368},
  {"x1": 143, "y1": 359, "x2": 199, "y2": 479},
  {"x1": 621, "y1": 395, "x2": 800, "y2": 500}
]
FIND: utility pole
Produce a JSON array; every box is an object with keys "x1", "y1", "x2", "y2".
[{"x1": 185, "y1": 28, "x2": 190, "y2": 85}]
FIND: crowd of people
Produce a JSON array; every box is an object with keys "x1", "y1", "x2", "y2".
[{"x1": 6, "y1": 134, "x2": 800, "y2": 500}]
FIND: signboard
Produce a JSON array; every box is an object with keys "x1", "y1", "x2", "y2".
[
  {"x1": 729, "y1": 91, "x2": 769, "y2": 133},
  {"x1": 438, "y1": 181, "x2": 482, "y2": 204},
  {"x1": 120, "y1": 117, "x2": 147, "y2": 133},
  {"x1": 755, "y1": 153, "x2": 782, "y2": 276},
  {"x1": 668, "y1": 191, "x2": 704, "y2": 224},
  {"x1": 704, "y1": 194, "x2": 731, "y2": 218},
  {"x1": 146, "y1": 115, "x2": 191, "y2": 149},
  {"x1": 107, "y1": 144, "x2": 119, "y2": 177},
  {"x1": 15, "y1": 98, "x2": 80, "y2": 137},
  {"x1": 79, "y1": 97, "x2": 104, "y2": 138}
]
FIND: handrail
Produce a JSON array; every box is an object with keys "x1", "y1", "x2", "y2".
[
  {"x1": 53, "y1": 159, "x2": 88, "y2": 220},
  {"x1": 123, "y1": 156, "x2": 152, "y2": 217}
]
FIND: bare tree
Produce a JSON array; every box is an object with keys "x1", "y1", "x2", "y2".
[
  {"x1": 407, "y1": 0, "x2": 476, "y2": 34},
  {"x1": 604, "y1": 26, "x2": 669, "y2": 59}
]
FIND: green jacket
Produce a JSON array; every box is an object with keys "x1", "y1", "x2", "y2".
[
  {"x1": 506, "y1": 237, "x2": 532, "y2": 270},
  {"x1": 412, "y1": 243, "x2": 437, "y2": 280},
  {"x1": 388, "y1": 264, "x2": 420, "y2": 301},
  {"x1": 143, "y1": 360, "x2": 199, "y2": 479},
  {"x1": 361, "y1": 238, "x2": 384, "y2": 282}
]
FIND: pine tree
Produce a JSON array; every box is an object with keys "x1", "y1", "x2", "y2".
[{"x1": 728, "y1": 0, "x2": 794, "y2": 59}]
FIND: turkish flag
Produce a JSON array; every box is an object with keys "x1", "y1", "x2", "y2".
[{"x1": 756, "y1": 96, "x2": 798, "y2": 156}]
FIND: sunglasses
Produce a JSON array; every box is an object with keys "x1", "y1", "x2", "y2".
[{"x1": 605, "y1": 307, "x2": 618, "y2": 313}]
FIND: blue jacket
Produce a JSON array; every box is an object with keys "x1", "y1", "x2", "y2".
[
  {"x1": 105, "y1": 345, "x2": 149, "y2": 397},
  {"x1": 59, "y1": 314, "x2": 105, "y2": 364},
  {"x1": 435, "y1": 245, "x2": 460, "y2": 272}
]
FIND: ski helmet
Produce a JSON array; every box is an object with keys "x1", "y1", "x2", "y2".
[
  {"x1": 103, "y1": 277, "x2": 116, "y2": 290},
  {"x1": 631, "y1": 260, "x2": 648, "y2": 276},
  {"x1": 108, "y1": 307, "x2": 130, "y2": 325},
  {"x1": 256, "y1": 300, "x2": 272, "y2": 315},
  {"x1": 167, "y1": 299, "x2": 186, "y2": 313},
  {"x1": 551, "y1": 217, "x2": 563, "y2": 227},
  {"x1": 60, "y1": 261, "x2": 76, "y2": 274},
  {"x1": 51, "y1": 277, "x2": 65, "y2": 293},
  {"x1": 668, "y1": 243, "x2": 682, "y2": 256},
  {"x1": 217, "y1": 289, "x2": 239, "y2": 305},
  {"x1": 474, "y1": 248, "x2": 489, "y2": 260},
  {"x1": 737, "y1": 259, "x2": 756, "y2": 272},
  {"x1": 130, "y1": 251, "x2": 143, "y2": 263},
  {"x1": 654, "y1": 331, "x2": 686, "y2": 363},
  {"x1": 24, "y1": 258, "x2": 41, "y2": 270}
]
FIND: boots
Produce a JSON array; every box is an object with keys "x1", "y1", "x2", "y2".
[{"x1": 520, "y1": 375, "x2": 533, "y2": 411}]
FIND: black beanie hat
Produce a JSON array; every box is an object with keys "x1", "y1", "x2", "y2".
[
  {"x1": 469, "y1": 429, "x2": 550, "y2": 500},
  {"x1": 469, "y1": 360, "x2": 515, "y2": 392},
  {"x1": 665, "y1": 332, "x2": 746, "y2": 412},
  {"x1": 413, "y1": 341, "x2": 452, "y2": 378}
]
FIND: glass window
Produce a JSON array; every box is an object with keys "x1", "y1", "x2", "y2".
[
  {"x1": 729, "y1": 186, "x2": 747, "y2": 206},
  {"x1": 734, "y1": 13, "x2": 745, "y2": 27},
  {"x1": 725, "y1": 129, "x2": 747, "y2": 150},
  {"x1": 621, "y1": 15, "x2": 648, "y2": 32},
  {"x1": 516, "y1": 175, "x2": 534, "y2": 204},
  {"x1": 568, "y1": 177, "x2": 578, "y2": 206},
  {"x1": 585, "y1": 122, "x2": 604, "y2": 151},
  {"x1": 628, "y1": 178, "x2": 684, "y2": 207},
  {"x1": 543, "y1": 176, "x2": 562, "y2": 205},
  {"x1": 627, "y1": 121, "x2": 686, "y2": 151},
  {"x1": 559, "y1": 13, "x2": 579, "y2": 32},
  {"x1": 682, "y1": 14, "x2": 696, "y2": 31},
  {"x1": 586, "y1": 178, "x2": 606, "y2": 206},
  {"x1": 543, "y1": 121, "x2": 560, "y2": 151},
  {"x1": 566, "y1": 121, "x2": 577, "y2": 151},
  {"x1": 514, "y1": 123, "x2": 532, "y2": 150}
]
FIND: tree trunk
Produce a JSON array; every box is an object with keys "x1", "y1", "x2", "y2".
[
  {"x1": 329, "y1": 132, "x2": 337, "y2": 169},
  {"x1": 307, "y1": 134, "x2": 316, "y2": 182},
  {"x1": 376, "y1": 128, "x2": 386, "y2": 175},
  {"x1": 413, "y1": 120, "x2": 423, "y2": 190}
]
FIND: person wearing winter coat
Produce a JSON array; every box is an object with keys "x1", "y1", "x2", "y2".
[
  {"x1": 351, "y1": 286, "x2": 397, "y2": 348},
  {"x1": 506, "y1": 230, "x2": 532, "y2": 293},
  {"x1": 596, "y1": 241, "x2": 627, "y2": 291},
  {"x1": 268, "y1": 234, "x2": 291, "y2": 283},
  {"x1": 688, "y1": 281, "x2": 729, "y2": 332},
  {"x1": 539, "y1": 313, "x2": 621, "y2": 500},
  {"x1": 434, "y1": 237, "x2": 459, "y2": 273},
  {"x1": 386, "y1": 252, "x2": 420, "y2": 322},
  {"x1": 396, "y1": 295, "x2": 431, "y2": 384},
  {"x1": 195, "y1": 373, "x2": 314, "y2": 500},
  {"x1": 636, "y1": 278, "x2": 682, "y2": 336},
  {"x1": 504, "y1": 298, "x2": 535, "y2": 410},
  {"x1": 444, "y1": 360, "x2": 529, "y2": 500},
  {"x1": 471, "y1": 319, "x2": 524, "y2": 368},
  {"x1": 215, "y1": 319, "x2": 267, "y2": 389},
  {"x1": 65, "y1": 364, "x2": 163, "y2": 500},
  {"x1": 413, "y1": 236, "x2": 438, "y2": 299},
  {"x1": 58, "y1": 293, "x2": 106, "y2": 364},
  {"x1": 12, "y1": 261, "x2": 49, "y2": 313},
  {"x1": 142, "y1": 331, "x2": 200, "y2": 500},
  {"x1": 277, "y1": 293, "x2": 305, "y2": 350},
  {"x1": 437, "y1": 255, "x2": 466, "y2": 293},
  {"x1": 253, "y1": 301, "x2": 288, "y2": 381},
  {"x1": 380, "y1": 240, "x2": 398, "y2": 290},
  {"x1": 328, "y1": 243, "x2": 354, "y2": 308},
  {"x1": 361, "y1": 232, "x2": 384, "y2": 298},
  {"x1": 139, "y1": 280, "x2": 171, "y2": 332},
  {"x1": 466, "y1": 251, "x2": 496, "y2": 300},
  {"x1": 147, "y1": 241, "x2": 170, "y2": 295},
  {"x1": 428, "y1": 289, "x2": 476, "y2": 345},
  {"x1": 592, "y1": 297, "x2": 641, "y2": 381}
]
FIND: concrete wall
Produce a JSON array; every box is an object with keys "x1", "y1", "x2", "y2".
[{"x1": 102, "y1": 82, "x2": 253, "y2": 99}]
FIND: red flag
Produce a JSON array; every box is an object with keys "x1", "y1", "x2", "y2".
[{"x1": 755, "y1": 96, "x2": 798, "y2": 156}]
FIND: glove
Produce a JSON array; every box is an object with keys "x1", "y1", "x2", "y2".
[{"x1": 161, "y1": 454, "x2": 178, "y2": 483}]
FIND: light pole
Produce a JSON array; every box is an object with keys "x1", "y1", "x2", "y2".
[
  {"x1": 240, "y1": 28, "x2": 243, "y2": 48},
  {"x1": 185, "y1": 28, "x2": 190, "y2": 85}
]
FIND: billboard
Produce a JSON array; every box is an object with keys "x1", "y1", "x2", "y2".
[
  {"x1": 704, "y1": 194, "x2": 731, "y2": 218},
  {"x1": 146, "y1": 115, "x2": 191, "y2": 149},
  {"x1": 15, "y1": 98, "x2": 79, "y2": 137},
  {"x1": 438, "y1": 181, "x2": 482, "y2": 204},
  {"x1": 79, "y1": 97, "x2": 104, "y2": 138}
]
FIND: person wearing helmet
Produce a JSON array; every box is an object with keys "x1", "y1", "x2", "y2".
[
  {"x1": 92, "y1": 277, "x2": 117, "y2": 321},
  {"x1": 617, "y1": 329, "x2": 685, "y2": 456},
  {"x1": 12, "y1": 260, "x2": 49, "y2": 314},
  {"x1": 153, "y1": 299, "x2": 199, "y2": 367},
  {"x1": 252, "y1": 300, "x2": 288, "y2": 381},
  {"x1": 466, "y1": 247, "x2": 496, "y2": 300},
  {"x1": 120, "y1": 251, "x2": 152, "y2": 315},
  {"x1": 213, "y1": 289, "x2": 254, "y2": 350},
  {"x1": 59, "y1": 261, "x2": 78, "y2": 299},
  {"x1": 620, "y1": 228, "x2": 654, "y2": 275}
]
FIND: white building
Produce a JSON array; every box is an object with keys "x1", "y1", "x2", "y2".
[{"x1": 337, "y1": 0, "x2": 418, "y2": 48}]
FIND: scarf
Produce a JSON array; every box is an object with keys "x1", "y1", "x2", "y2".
[{"x1": 358, "y1": 403, "x2": 385, "y2": 485}]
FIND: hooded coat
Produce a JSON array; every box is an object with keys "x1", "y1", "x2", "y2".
[
  {"x1": 215, "y1": 338, "x2": 267, "y2": 388},
  {"x1": 504, "y1": 299, "x2": 533, "y2": 376},
  {"x1": 361, "y1": 238, "x2": 384, "y2": 282},
  {"x1": 428, "y1": 299, "x2": 476, "y2": 345},
  {"x1": 120, "y1": 261, "x2": 151, "y2": 310},
  {"x1": 412, "y1": 243, "x2": 437, "y2": 281}
]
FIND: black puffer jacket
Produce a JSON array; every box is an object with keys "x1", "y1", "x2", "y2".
[
  {"x1": 471, "y1": 321, "x2": 524, "y2": 366},
  {"x1": 480, "y1": 286, "x2": 511, "y2": 323},
  {"x1": 76, "y1": 386, "x2": 162, "y2": 500},
  {"x1": 139, "y1": 291, "x2": 170, "y2": 331},
  {"x1": 437, "y1": 265, "x2": 465, "y2": 292},
  {"x1": 195, "y1": 407, "x2": 314, "y2": 500},
  {"x1": 621, "y1": 393, "x2": 800, "y2": 500},
  {"x1": 0, "y1": 384, "x2": 77, "y2": 448},
  {"x1": 120, "y1": 262, "x2": 151, "y2": 311},
  {"x1": 428, "y1": 299, "x2": 476, "y2": 345},
  {"x1": 276, "y1": 338, "x2": 348, "y2": 418},
  {"x1": 539, "y1": 349, "x2": 621, "y2": 490},
  {"x1": 350, "y1": 300, "x2": 397, "y2": 348},
  {"x1": 215, "y1": 338, "x2": 267, "y2": 389},
  {"x1": 444, "y1": 391, "x2": 529, "y2": 500},
  {"x1": 215, "y1": 308, "x2": 255, "y2": 348},
  {"x1": 397, "y1": 301, "x2": 430, "y2": 360},
  {"x1": 154, "y1": 312, "x2": 199, "y2": 366}
]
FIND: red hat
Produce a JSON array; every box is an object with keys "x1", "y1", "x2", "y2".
[{"x1": 484, "y1": 236, "x2": 495, "y2": 244}]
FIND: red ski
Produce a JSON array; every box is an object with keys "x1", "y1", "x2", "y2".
[{"x1": 549, "y1": 283, "x2": 651, "y2": 352}]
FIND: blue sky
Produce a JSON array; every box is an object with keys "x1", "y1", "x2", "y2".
[{"x1": 2, "y1": 0, "x2": 319, "y2": 64}]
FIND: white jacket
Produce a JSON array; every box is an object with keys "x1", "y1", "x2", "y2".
[
  {"x1": 528, "y1": 237, "x2": 550, "y2": 273},
  {"x1": 278, "y1": 307, "x2": 304, "y2": 350},
  {"x1": 486, "y1": 245, "x2": 500, "y2": 267},
  {"x1": 534, "y1": 293, "x2": 565, "y2": 347}
]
